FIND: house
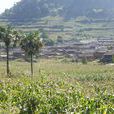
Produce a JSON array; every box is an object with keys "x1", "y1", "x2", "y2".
[
  {"x1": 100, "y1": 51, "x2": 114, "y2": 63},
  {"x1": 94, "y1": 50, "x2": 106, "y2": 59}
]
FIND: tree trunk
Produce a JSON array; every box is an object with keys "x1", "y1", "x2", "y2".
[
  {"x1": 6, "y1": 45, "x2": 10, "y2": 76},
  {"x1": 30, "y1": 53, "x2": 33, "y2": 76}
]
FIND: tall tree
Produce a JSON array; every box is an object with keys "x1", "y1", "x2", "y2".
[
  {"x1": 0, "y1": 26, "x2": 20, "y2": 76},
  {"x1": 20, "y1": 31, "x2": 43, "y2": 76}
]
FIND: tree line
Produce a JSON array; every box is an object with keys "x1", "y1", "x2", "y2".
[{"x1": 0, "y1": 25, "x2": 43, "y2": 76}]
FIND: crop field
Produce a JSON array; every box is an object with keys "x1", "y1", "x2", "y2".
[{"x1": 0, "y1": 59, "x2": 114, "y2": 113}]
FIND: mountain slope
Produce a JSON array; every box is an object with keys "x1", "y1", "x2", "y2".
[{"x1": 1, "y1": 0, "x2": 114, "y2": 21}]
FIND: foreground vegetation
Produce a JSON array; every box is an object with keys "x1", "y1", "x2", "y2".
[{"x1": 0, "y1": 59, "x2": 114, "y2": 113}]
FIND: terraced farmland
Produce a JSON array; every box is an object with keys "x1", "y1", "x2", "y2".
[{"x1": 1, "y1": 16, "x2": 114, "y2": 41}]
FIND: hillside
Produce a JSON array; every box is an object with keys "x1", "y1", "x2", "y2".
[
  {"x1": 0, "y1": 0, "x2": 114, "y2": 41},
  {"x1": 1, "y1": 16, "x2": 114, "y2": 41},
  {"x1": 1, "y1": 0, "x2": 114, "y2": 21}
]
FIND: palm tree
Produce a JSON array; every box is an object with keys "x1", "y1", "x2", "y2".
[
  {"x1": 20, "y1": 31, "x2": 43, "y2": 76},
  {"x1": 0, "y1": 26, "x2": 19, "y2": 76}
]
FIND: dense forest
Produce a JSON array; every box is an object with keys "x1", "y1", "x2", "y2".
[{"x1": 1, "y1": 0, "x2": 114, "y2": 21}]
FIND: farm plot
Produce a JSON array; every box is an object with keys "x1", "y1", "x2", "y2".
[{"x1": 0, "y1": 59, "x2": 114, "y2": 113}]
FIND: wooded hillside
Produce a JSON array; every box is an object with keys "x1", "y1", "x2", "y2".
[{"x1": 1, "y1": 0, "x2": 114, "y2": 21}]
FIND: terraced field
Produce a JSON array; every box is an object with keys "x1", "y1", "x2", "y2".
[{"x1": 1, "y1": 16, "x2": 114, "y2": 41}]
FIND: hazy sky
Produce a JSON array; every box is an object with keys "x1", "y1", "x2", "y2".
[{"x1": 0, "y1": 0, "x2": 20, "y2": 14}]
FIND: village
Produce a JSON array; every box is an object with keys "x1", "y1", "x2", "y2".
[
  {"x1": 40, "y1": 37, "x2": 114, "y2": 63},
  {"x1": 0, "y1": 37, "x2": 114, "y2": 63}
]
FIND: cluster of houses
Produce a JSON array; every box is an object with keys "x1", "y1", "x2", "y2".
[
  {"x1": 1, "y1": 37, "x2": 114, "y2": 63},
  {"x1": 40, "y1": 38, "x2": 114, "y2": 63}
]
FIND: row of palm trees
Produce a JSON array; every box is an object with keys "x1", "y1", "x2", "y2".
[{"x1": 0, "y1": 25, "x2": 43, "y2": 77}]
